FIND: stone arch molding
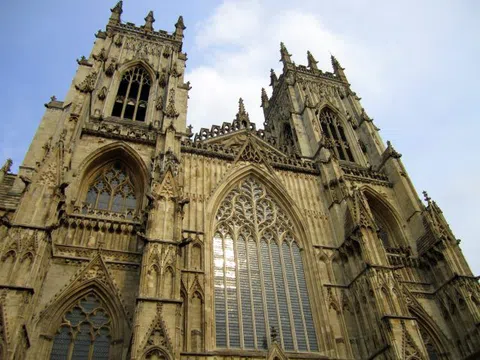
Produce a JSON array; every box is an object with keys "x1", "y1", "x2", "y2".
[
  {"x1": 404, "y1": 289, "x2": 452, "y2": 359},
  {"x1": 360, "y1": 185, "x2": 410, "y2": 247},
  {"x1": 206, "y1": 163, "x2": 311, "y2": 249},
  {"x1": 37, "y1": 254, "x2": 131, "y2": 358},
  {"x1": 73, "y1": 141, "x2": 149, "y2": 206}
]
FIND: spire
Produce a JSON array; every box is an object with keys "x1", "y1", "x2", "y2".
[
  {"x1": 261, "y1": 88, "x2": 269, "y2": 109},
  {"x1": 331, "y1": 55, "x2": 348, "y2": 83},
  {"x1": 235, "y1": 98, "x2": 250, "y2": 128},
  {"x1": 174, "y1": 16, "x2": 186, "y2": 40},
  {"x1": 144, "y1": 10, "x2": 155, "y2": 32},
  {"x1": 270, "y1": 69, "x2": 278, "y2": 88},
  {"x1": 280, "y1": 42, "x2": 292, "y2": 65},
  {"x1": 307, "y1": 50, "x2": 318, "y2": 70},
  {"x1": 108, "y1": 1, "x2": 123, "y2": 26}
]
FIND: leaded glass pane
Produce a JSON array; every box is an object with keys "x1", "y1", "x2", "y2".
[
  {"x1": 225, "y1": 236, "x2": 240, "y2": 348},
  {"x1": 92, "y1": 328, "x2": 110, "y2": 360},
  {"x1": 213, "y1": 178, "x2": 318, "y2": 352},
  {"x1": 50, "y1": 293, "x2": 112, "y2": 360},
  {"x1": 90, "y1": 310, "x2": 109, "y2": 327},
  {"x1": 283, "y1": 242, "x2": 307, "y2": 351},
  {"x1": 214, "y1": 236, "x2": 227, "y2": 348},
  {"x1": 293, "y1": 244, "x2": 318, "y2": 351},
  {"x1": 238, "y1": 237, "x2": 255, "y2": 348},
  {"x1": 272, "y1": 242, "x2": 294, "y2": 350},
  {"x1": 261, "y1": 241, "x2": 279, "y2": 344},
  {"x1": 248, "y1": 237, "x2": 266, "y2": 349},
  {"x1": 84, "y1": 163, "x2": 137, "y2": 214},
  {"x1": 50, "y1": 326, "x2": 71, "y2": 360},
  {"x1": 66, "y1": 307, "x2": 83, "y2": 326},
  {"x1": 71, "y1": 323, "x2": 92, "y2": 359}
]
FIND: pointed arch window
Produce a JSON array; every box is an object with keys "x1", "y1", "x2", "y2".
[
  {"x1": 213, "y1": 178, "x2": 318, "y2": 352},
  {"x1": 84, "y1": 162, "x2": 137, "y2": 214},
  {"x1": 318, "y1": 108, "x2": 354, "y2": 162},
  {"x1": 50, "y1": 293, "x2": 111, "y2": 360},
  {"x1": 112, "y1": 66, "x2": 151, "y2": 122}
]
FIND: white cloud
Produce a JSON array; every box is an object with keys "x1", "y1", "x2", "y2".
[
  {"x1": 184, "y1": 0, "x2": 480, "y2": 275},
  {"x1": 187, "y1": 1, "x2": 379, "y2": 131}
]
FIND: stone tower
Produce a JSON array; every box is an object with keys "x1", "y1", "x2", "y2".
[{"x1": 0, "y1": 2, "x2": 478, "y2": 360}]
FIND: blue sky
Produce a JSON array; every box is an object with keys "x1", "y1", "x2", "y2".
[{"x1": 1, "y1": 0, "x2": 479, "y2": 274}]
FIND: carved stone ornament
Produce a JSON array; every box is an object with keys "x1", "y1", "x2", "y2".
[
  {"x1": 158, "y1": 70, "x2": 167, "y2": 88},
  {"x1": 75, "y1": 71, "x2": 97, "y2": 93},
  {"x1": 1, "y1": 159, "x2": 13, "y2": 174},
  {"x1": 97, "y1": 86, "x2": 107, "y2": 101},
  {"x1": 93, "y1": 48, "x2": 107, "y2": 63},
  {"x1": 164, "y1": 90, "x2": 178, "y2": 118},
  {"x1": 155, "y1": 95, "x2": 163, "y2": 111},
  {"x1": 163, "y1": 46, "x2": 172, "y2": 58},
  {"x1": 171, "y1": 63, "x2": 181, "y2": 78},
  {"x1": 114, "y1": 34, "x2": 124, "y2": 47},
  {"x1": 76, "y1": 56, "x2": 92, "y2": 67},
  {"x1": 95, "y1": 29, "x2": 107, "y2": 39},
  {"x1": 105, "y1": 60, "x2": 116, "y2": 77}
]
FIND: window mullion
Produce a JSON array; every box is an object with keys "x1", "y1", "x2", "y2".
[
  {"x1": 133, "y1": 76, "x2": 143, "y2": 121},
  {"x1": 290, "y1": 245, "x2": 311, "y2": 351},
  {"x1": 267, "y1": 240, "x2": 284, "y2": 348},
  {"x1": 325, "y1": 118, "x2": 339, "y2": 159},
  {"x1": 222, "y1": 234, "x2": 230, "y2": 348},
  {"x1": 67, "y1": 331, "x2": 75, "y2": 360},
  {"x1": 279, "y1": 240, "x2": 298, "y2": 350},
  {"x1": 254, "y1": 225, "x2": 270, "y2": 347},
  {"x1": 121, "y1": 79, "x2": 133, "y2": 119},
  {"x1": 234, "y1": 233, "x2": 245, "y2": 348},
  {"x1": 244, "y1": 236, "x2": 258, "y2": 348}
]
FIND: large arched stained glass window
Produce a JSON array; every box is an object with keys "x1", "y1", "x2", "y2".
[
  {"x1": 213, "y1": 178, "x2": 318, "y2": 352},
  {"x1": 84, "y1": 162, "x2": 137, "y2": 214},
  {"x1": 50, "y1": 293, "x2": 111, "y2": 360},
  {"x1": 112, "y1": 66, "x2": 151, "y2": 122},
  {"x1": 318, "y1": 107, "x2": 354, "y2": 162}
]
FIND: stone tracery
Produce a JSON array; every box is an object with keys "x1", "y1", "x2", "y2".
[{"x1": 213, "y1": 177, "x2": 318, "y2": 352}]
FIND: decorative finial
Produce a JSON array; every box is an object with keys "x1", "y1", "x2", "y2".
[
  {"x1": 144, "y1": 11, "x2": 155, "y2": 32},
  {"x1": 423, "y1": 191, "x2": 431, "y2": 204},
  {"x1": 331, "y1": 54, "x2": 348, "y2": 83},
  {"x1": 307, "y1": 50, "x2": 318, "y2": 70},
  {"x1": 109, "y1": 1, "x2": 123, "y2": 25},
  {"x1": 174, "y1": 16, "x2": 186, "y2": 40},
  {"x1": 386, "y1": 141, "x2": 402, "y2": 159},
  {"x1": 238, "y1": 98, "x2": 246, "y2": 114},
  {"x1": 175, "y1": 16, "x2": 186, "y2": 30},
  {"x1": 270, "y1": 69, "x2": 278, "y2": 88},
  {"x1": 236, "y1": 98, "x2": 250, "y2": 127},
  {"x1": 1, "y1": 159, "x2": 12, "y2": 174},
  {"x1": 261, "y1": 88, "x2": 269, "y2": 108},
  {"x1": 280, "y1": 42, "x2": 292, "y2": 64},
  {"x1": 50, "y1": 95, "x2": 57, "y2": 102},
  {"x1": 187, "y1": 124, "x2": 193, "y2": 138}
]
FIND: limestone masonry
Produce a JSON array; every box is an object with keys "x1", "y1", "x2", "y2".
[{"x1": 0, "y1": 2, "x2": 478, "y2": 359}]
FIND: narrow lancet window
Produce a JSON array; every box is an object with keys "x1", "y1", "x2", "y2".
[
  {"x1": 213, "y1": 178, "x2": 318, "y2": 352},
  {"x1": 319, "y1": 108, "x2": 354, "y2": 162},
  {"x1": 112, "y1": 66, "x2": 151, "y2": 121}
]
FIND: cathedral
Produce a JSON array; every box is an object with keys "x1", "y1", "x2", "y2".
[{"x1": 0, "y1": 2, "x2": 479, "y2": 359}]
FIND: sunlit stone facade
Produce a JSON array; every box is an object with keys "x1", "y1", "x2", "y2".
[{"x1": 0, "y1": 2, "x2": 478, "y2": 359}]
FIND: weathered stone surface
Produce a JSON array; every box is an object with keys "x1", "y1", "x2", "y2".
[{"x1": 0, "y1": 4, "x2": 478, "y2": 360}]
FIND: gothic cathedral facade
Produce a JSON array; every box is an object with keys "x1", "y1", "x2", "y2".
[{"x1": 0, "y1": 2, "x2": 478, "y2": 360}]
